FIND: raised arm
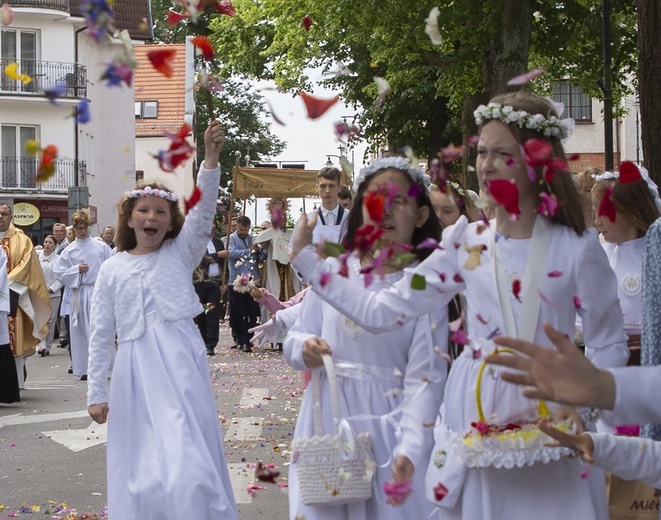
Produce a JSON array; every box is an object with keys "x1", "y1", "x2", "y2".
[
  {"x1": 291, "y1": 218, "x2": 469, "y2": 334},
  {"x1": 173, "y1": 120, "x2": 225, "y2": 269}
]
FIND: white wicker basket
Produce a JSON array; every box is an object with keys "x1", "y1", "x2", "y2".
[{"x1": 292, "y1": 354, "x2": 375, "y2": 506}]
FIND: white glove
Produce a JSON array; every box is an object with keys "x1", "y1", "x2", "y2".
[{"x1": 249, "y1": 316, "x2": 285, "y2": 348}]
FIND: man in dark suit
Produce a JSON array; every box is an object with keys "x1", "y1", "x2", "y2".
[{"x1": 193, "y1": 224, "x2": 225, "y2": 355}]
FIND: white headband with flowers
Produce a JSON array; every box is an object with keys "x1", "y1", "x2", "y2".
[
  {"x1": 353, "y1": 156, "x2": 430, "y2": 192},
  {"x1": 474, "y1": 102, "x2": 574, "y2": 141},
  {"x1": 592, "y1": 166, "x2": 661, "y2": 211},
  {"x1": 125, "y1": 186, "x2": 180, "y2": 202}
]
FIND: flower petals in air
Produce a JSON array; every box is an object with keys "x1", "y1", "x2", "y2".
[
  {"x1": 439, "y1": 143, "x2": 465, "y2": 163},
  {"x1": 424, "y1": 7, "x2": 443, "y2": 45},
  {"x1": 148, "y1": 48, "x2": 177, "y2": 78},
  {"x1": 364, "y1": 190, "x2": 386, "y2": 223},
  {"x1": 213, "y1": 0, "x2": 236, "y2": 17},
  {"x1": 4, "y1": 62, "x2": 32, "y2": 84},
  {"x1": 300, "y1": 92, "x2": 339, "y2": 120},
  {"x1": 36, "y1": 144, "x2": 58, "y2": 183},
  {"x1": 507, "y1": 68, "x2": 545, "y2": 86},
  {"x1": 184, "y1": 185, "x2": 201, "y2": 214},
  {"x1": 618, "y1": 161, "x2": 641, "y2": 184},
  {"x1": 374, "y1": 77, "x2": 391, "y2": 107},
  {"x1": 167, "y1": 9, "x2": 188, "y2": 25},
  {"x1": 265, "y1": 99, "x2": 286, "y2": 126},
  {"x1": 156, "y1": 123, "x2": 195, "y2": 172},
  {"x1": 523, "y1": 139, "x2": 552, "y2": 165},
  {"x1": 486, "y1": 179, "x2": 520, "y2": 215},
  {"x1": 302, "y1": 15, "x2": 313, "y2": 31},
  {"x1": 573, "y1": 295, "x2": 582, "y2": 309},
  {"x1": 76, "y1": 98, "x2": 91, "y2": 124},
  {"x1": 1, "y1": 3, "x2": 14, "y2": 26},
  {"x1": 44, "y1": 82, "x2": 67, "y2": 104},
  {"x1": 191, "y1": 35, "x2": 214, "y2": 61},
  {"x1": 598, "y1": 185, "x2": 616, "y2": 222}
]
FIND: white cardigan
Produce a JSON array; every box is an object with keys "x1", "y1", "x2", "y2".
[{"x1": 88, "y1": 164, "x2": 218, "y2": 343}]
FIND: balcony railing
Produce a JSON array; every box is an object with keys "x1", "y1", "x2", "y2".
[
  {"x1": 4, "y1": 0, "x2": 69, "y2": 11},
  {"x1": 0, "y1": 156, "x2": 86, "y2": 191},
  {"x1": 0, "y1": 60, "x2": 87, "y2": 99}
]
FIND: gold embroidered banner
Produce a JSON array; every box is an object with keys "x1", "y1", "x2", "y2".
[{"x1": 231, "y1": 166, "x2": 349, "y2": 198}]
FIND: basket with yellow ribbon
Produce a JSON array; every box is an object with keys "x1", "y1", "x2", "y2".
[{"x1": 457, "y1": 348, "x2": 576, "y2": 469}]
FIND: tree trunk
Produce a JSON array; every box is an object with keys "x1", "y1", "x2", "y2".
[
  {"x1": 427, "y1": 96, "x2": 452, "y2": 163},
  {"x1": 638, "y1": 0, "x2": 661, "y2": 186},
  {"x1": 483, "y1": 0, "x2": 534, "y2": 96}
]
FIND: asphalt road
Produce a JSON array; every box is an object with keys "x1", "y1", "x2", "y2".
[{"x1": 0, "y1": 322, "x2": 300, "y2": 519}]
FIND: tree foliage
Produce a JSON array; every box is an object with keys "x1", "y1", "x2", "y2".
[{"x1": 204, "y1": 0, "x2": 637, "y2": 169}]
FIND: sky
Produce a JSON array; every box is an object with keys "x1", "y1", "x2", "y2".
[{"x1": 243, "y1": 76, "x2": 369, "y2": 227}]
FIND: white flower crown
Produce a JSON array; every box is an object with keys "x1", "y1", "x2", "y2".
[
  {"x1": 448, "y1": 181, "x2": 465, "y2": 196},
  {"x1": 353, "y1": 156, "x2": 430, "y2": 192},
  {"x1": 125, "y1": 186, "x2": 180, "y2": 202},
  {"x1": 592, "y1": 165, "x2": 661, "y2": 211},
  {"x1": 474, "y1": 102, "x2": 574, "y2": 140}
]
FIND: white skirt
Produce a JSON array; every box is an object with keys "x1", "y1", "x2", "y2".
[{"x1": 107, "y1": 317, "x2": 238, "y2": 519}]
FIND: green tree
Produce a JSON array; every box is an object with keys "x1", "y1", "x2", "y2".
[
  {"x1": 204, "y1": 0, "x2": 637, "y2": 173},
  {"x1": 149, "y1": 0, "x2": 286, "y2": 193}
]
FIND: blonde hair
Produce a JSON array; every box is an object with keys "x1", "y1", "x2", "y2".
[
  {"x1": 72, "y1": 209, "x2": 91, "y2": 228},
  {"x1": 114, "y1": 180, "x2": 185, "y2": 252}
]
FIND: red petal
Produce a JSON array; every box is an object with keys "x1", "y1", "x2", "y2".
[
  {"x1": 299, "y1": 92, "x2": 339, "y2": 119},
  {"x1": 184, "y1": 185, "x2": 202, "y2": 214},
  {"x1": 523, "y1": 139, "x2": 552, "y2": 165},
  {"x1": 191, "y1": 35, "x2": 214, "y2": 61},
  {"x1": 512, "y1": 279, "x2": 522, "y2": 301},
  {"x1": 167, "y1": 9, "x2": 189, "y2": 26},
  {"x1": 302, "y1": 15, "x2": 312, "y2": 31},
  {"x1": 618, "y1": 161, "x2": 642, "y2": 184},
  {"x1": 598, "y1": 185, "x2": 616, "y2": 222},
  {"x1": 487, "y1": 179, "x2": 520, "y2": 215},
  {"x1": 147, "y1": 48, "x2": 177, "y2": 78},
  {"x1": 214, "y1": 0, "x2": 236, "y2": 16},
  {"x1": 434, "y1": 482, "x2": 448, "y2": 501},
  {"x1": 364, "y1": 191, "x2": 386, "y2": 222}
]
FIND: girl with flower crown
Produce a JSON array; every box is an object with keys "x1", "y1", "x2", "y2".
[
  {"x1": 284, "y1": 156, "x2": 448, "y2": 520},
  {"x1": 290, "y1": 90, "x2": 629, "y2": 520},
  {"x1": 86, "y1": 121, "x2": 238, "y2": 520},
  {"x1": 590, "y1": 163, "x2": 661, "y2": 364},
  {"x1": 429, "y1": 180, "x2": 479, "y2": 229}
]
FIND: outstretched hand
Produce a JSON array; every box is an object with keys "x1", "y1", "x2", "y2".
[
  {"x1": 248, "y1": 317, "x2": 283, "y2": 348},
  {"x1": 538, "y1": 420, "x2": 595, "y2": 463},
  {"x1": 289, "y1": 211, "x2": 317, "y2": 261},
  {"x1": 203, "y1": 120, "x2": 225, "y2": 169},
  {"x1": 486, "y1": 323, "x2": 616, "y2": 410}
]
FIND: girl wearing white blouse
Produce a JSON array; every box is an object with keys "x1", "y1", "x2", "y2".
[
  {"x1": 86, "y1": 121, "x2": 238, "y2": 520},
  {"x1": 290, "y1": 91, "x2": 629, "y2": 520},
  {"x1": 284, "y1": 156, "x2": 448, "y2": 520},
  {"x1": 37, "y1": 235, "x2": 62, "y2": 355}
]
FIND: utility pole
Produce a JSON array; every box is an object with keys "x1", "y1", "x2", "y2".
[{"x1": 600, "y1": 0, "x2": 614, "y2": 171}]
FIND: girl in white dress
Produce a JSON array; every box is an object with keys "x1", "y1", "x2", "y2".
[
  {"x1": 54, "y1": 210, "x2": 112, "y2": 379},
  {"x1": 290, "y1": 91, "x2": 629, "y2": 520},
  {"x1": 37, "y1": 235, "x2": 62, "y2": 355},
  {"x1": 284, "y1": 157, "x2": 448, "y2": 520},
  {"x1": 590, "y1": 164, "x2": 661, "y2": 362},
  {"x1": 86, "y1": 121, "x2": 238, "y2": 520}
]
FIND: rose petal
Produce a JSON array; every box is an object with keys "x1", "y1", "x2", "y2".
[
  {"x1": 191, "y1": 35, "x2": 214, "y2": 61},
  {"x1": 299, "y1": 92, "x2": 339, "y2": 119},
  {"x1": 148, "y1": 48, "x2": 177, "y2": 78},
  {"x1": 506, "y1": 68, "x2": 545, "y2": 86},
  {"x1": 618, "y1": 161, "x2": 642, "y2": 184},
  {"x1": 597, "y1": 185, "x2": 616, "y2": 222},
  {"x1": 184, "y1": 185, "x2": 202, "y2": 214},
  {"x1": 487, "y1": 179, "x2": 520, "y2": 215}
]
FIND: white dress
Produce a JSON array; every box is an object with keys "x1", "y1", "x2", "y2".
[
  {"x1": 601, "y1": 238, "x2": 644, "y2": 335},
  {"x1": 37, "y1": 250, "x2": 62, "y2": 352},
  {"x1": 90, "y1": 251, "x2": 238, "y2": 519},
  {"x1": 284, "y1": 256, "x2": 447, "y2": 520},
  {"x1": 292, "y1": 216, "x2": 629, "y2": 520},
  {"x1": 54, "y1": 237, "x2": 111, "y2": 375}
]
